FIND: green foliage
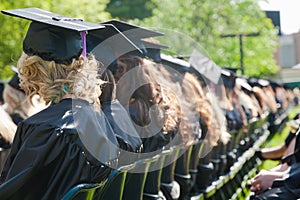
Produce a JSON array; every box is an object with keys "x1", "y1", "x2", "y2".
[
  {"x1": 138, "y1": 0, "x2": 279, "y2": 77},
  {"x1": 106, "y1": 0, "x2": 153, "y2": 20},
  {"x1": 0, "y1": 0, "x2": 111, "y2": 80}
]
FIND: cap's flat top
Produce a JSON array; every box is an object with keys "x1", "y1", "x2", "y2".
[
  {"x1": 102, "y1": 19, "x2": 164, "y2": 38},
  {"x1": 2, "y1": 8, "x2": 105, "y2": 31}
]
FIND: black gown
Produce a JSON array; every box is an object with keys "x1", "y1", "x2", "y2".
[
  {"x1": 102, "y1": 99, "x2": 142, "y2": 153},
  {"x1": 0, "y1": 98, "x2": 119, "y2": 200}
]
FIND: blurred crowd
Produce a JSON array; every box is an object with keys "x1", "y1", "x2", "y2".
[{"x1": 0, "y1": 7, "x2": 300, "y2": 200}]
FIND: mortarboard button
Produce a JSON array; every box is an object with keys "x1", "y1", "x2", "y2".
[{"x1": 1, "y1": 8, "x2": 105, "y2": 65}]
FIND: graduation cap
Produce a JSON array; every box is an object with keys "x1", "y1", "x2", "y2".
[
  {"x1": 1, "y1": 7, "x2": 105, "y2": 65},
  {"x1": 188, "y1": 49, "x2": 221, "y2": 84},
  {"x1": 236, "y1": 77, "x2": 252, "y2": 92},
  {"x1": 89, "y1": 19, "x2": 166, "y2": 69},
  {"x1": 8, "y1": 73, "x2": 25, "y2": 94},
  {"x1": 161, "y1": 53, "x2": 191, "y2": 73},
  {"x1": 161, "y1": 54, "x2": 208, "y2": 85},
  {"x1": 86, "y1": 23, "x2": 144, "y2": 69},
  {"x1": 133, "y1": 39, "x2": 168, "y2": 62},
  {"x1": 220, "y1": 69, "x2": 236, "y2": 89},
  {"x1": 247, "y1": 77, "x2": 269, "y2": 88},
  {"x1": 101, "y1": 19, "x2": 164, "y2": 39},
  {"x1": 258, "y1": 79, "x2": 270, "y2": 87}
]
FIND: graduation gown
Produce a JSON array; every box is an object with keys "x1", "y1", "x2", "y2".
[
  {"x1": 0, "y1": 98, "x2": 119, "y2": 200},
  {"x1": 101, "y1": 99, "x2": 142, "y2": 153}
]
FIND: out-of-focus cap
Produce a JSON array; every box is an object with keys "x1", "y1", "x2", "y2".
[
  {"x1": 236, "y1": 77, "x2": 252, "y2": 92},
  {"x1": 86, "y1": 23, "x2": 143, "y2": 69},
  {"x1": 220, "y1": 69, "x2": 236, "y2": 89},
  {"x1": 132, "y1": 39, "x2": 168, "y2": 62},
  {"x1": 8, "y1": 73, "x2": 25, "y2": 94},
  {"x1": 188, "y1": 49, "x2": 221, "y2": 84},
  {"x1": 88, "y1": 19, "x2": 165, "y2": 68},
  {"x1": 102, "y1": 19, "x2": 164, "y2": 38}
]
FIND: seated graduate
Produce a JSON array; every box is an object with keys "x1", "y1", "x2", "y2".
[
  {"x1": 114, "y1": 55, "x2": 182, "y2": 200},
  {"x1": 0, "y1": 73, "x2": 46, "y2": 147},
  {"x1": 2, "y1": 73, "x2": 46, "y2": 125},
  {"x1": 0, "y1": 106, "x2": 16, "y2": 149},
  {"x1": 0, "y1": 8, "x2": 120, "y2": 199},
  {"x1": 249, "y1": 127, "x2": 300, "y2": 199},
  {"x1": 99, "y1": 69, "x2": 143, "y2": 164}
]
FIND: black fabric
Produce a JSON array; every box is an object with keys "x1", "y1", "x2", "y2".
[
  {"x1": 8, "y1": 73, "x2": 25, "y2": 94},
  {"x1": 293, "y1": 128, "x2": 300, "y2": 162},
  {"x1": 102, "y1": 99, "x2": 143, "y2": 153},
  {"x1": 250, "y1": 187, "x2": 297, "y2": 200},
  {"x1": 251, "y1": 164, "x2": 300, "y2": 199},
  {"x1": 0, "y1": 82, "x2": 4, "y2": 103},
  {"x1": 10, "y1": 113, "x2": 24, "y2": 126},
  {"x1": 282, "y1": 162, "x2": 300, "y2": 198},
  {"x1": 242, "y1": 104, "x2": 252, "y2": 121},
  {"x1": 284, "y1": 132, "x2": 296, "y2": 147},
  {"x1": 220, "y1": 71, "x2": 236, "y2": 89},
  {"x1": 224, "y1": 109, "x2": 243, "y2": 131},
  {"x1": 0, "y1": 98, "x2": 118, "y2": 200},
  {"x1": 24, "y1": 22, "x2": 82, "y2": 65}
]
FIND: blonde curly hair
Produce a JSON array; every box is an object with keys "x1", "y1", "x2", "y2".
[{"x1": 17, "y1": 52, "x2": 101, "y2": 105}]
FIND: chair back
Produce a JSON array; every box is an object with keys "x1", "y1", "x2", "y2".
[
  {"x1": 61, "y1": 182, "x2": 105, "y2": 200},
  {"x1": 122, "y1": 156, "x2": 159, "y2": 200},
  {"x1": 61, "y1": 164, "x2": 134, "y2": 200}
]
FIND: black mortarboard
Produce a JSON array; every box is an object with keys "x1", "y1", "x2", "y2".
[
  {"x1": 132, "y1": 39, "x2": 168, "y2": 62},
  {"x1": 220, "y1": 69, "x2": 236, "y2": 89},
  {"x1": 161, "y1": 54, "x2": 208, "y2": 85},
  {"x1": 8, "y1": 73, "x2": 25, "y2": 94},
  {"x1": 269, "y1": 80, "x2": 281, "y2": 90},
  {"x1": 258, "y1": 79, "x2": 269, "y2": 87},
  {"x1": 188, "y1": 49, "x2": 221, "y2": 84},
  {"x1": 247, "y1": 77, "x2": 269, "y2": 88},
  {"x1": 86, "y1": 23, "x2": 143, "y2": 69},
  {"x1": 236, "y1": 77, "x2": 252, "y2": 92},
  {"x1": 161, "y1": 54, "x2": 191, "y2": 74},
  {"x1": 101, "y1": 19, "x2": 164, "y2": 39},
  {"x1": 88, "y1": 19, "x2": 165, "y2": 69},
  {"x1": 1, "y1": 8, "x2": 105, "y2": 65}
]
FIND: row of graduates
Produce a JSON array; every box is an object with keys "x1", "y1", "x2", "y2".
[{"x1": 0, "y1": 7, "x2": 297, "y2": 200}]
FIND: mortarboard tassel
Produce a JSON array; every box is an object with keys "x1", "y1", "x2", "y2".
[{"x1": 80, "y1": 31, "x2": 87, "y2": 57}]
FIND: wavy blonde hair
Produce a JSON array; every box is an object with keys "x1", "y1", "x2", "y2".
[{"x1": 17, "y1": 53, "x2": 101, "y2": 105}]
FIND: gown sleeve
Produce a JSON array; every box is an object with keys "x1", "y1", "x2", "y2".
[{"x1": 0, "y1": 122, "x2": 64, "y2": 199}]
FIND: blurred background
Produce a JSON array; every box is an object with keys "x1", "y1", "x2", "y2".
[{"x1": 0, "y1": 0, "x2": 299, "y2": 88}]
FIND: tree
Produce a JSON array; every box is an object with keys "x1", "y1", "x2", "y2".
[
  {"x1": 0, "y1": 0, "x2": 111, "y2": 80},
  {"x1": 106, "y1": 0, "x2": 153, "y2": 20},
  {"x1": 137, "y1": 0, "x2": 279, "y2": 78}
]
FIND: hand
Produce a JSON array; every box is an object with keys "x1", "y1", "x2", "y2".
[{"x1": 248, "y1": 170, "x2": 283, "y2": 194}]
